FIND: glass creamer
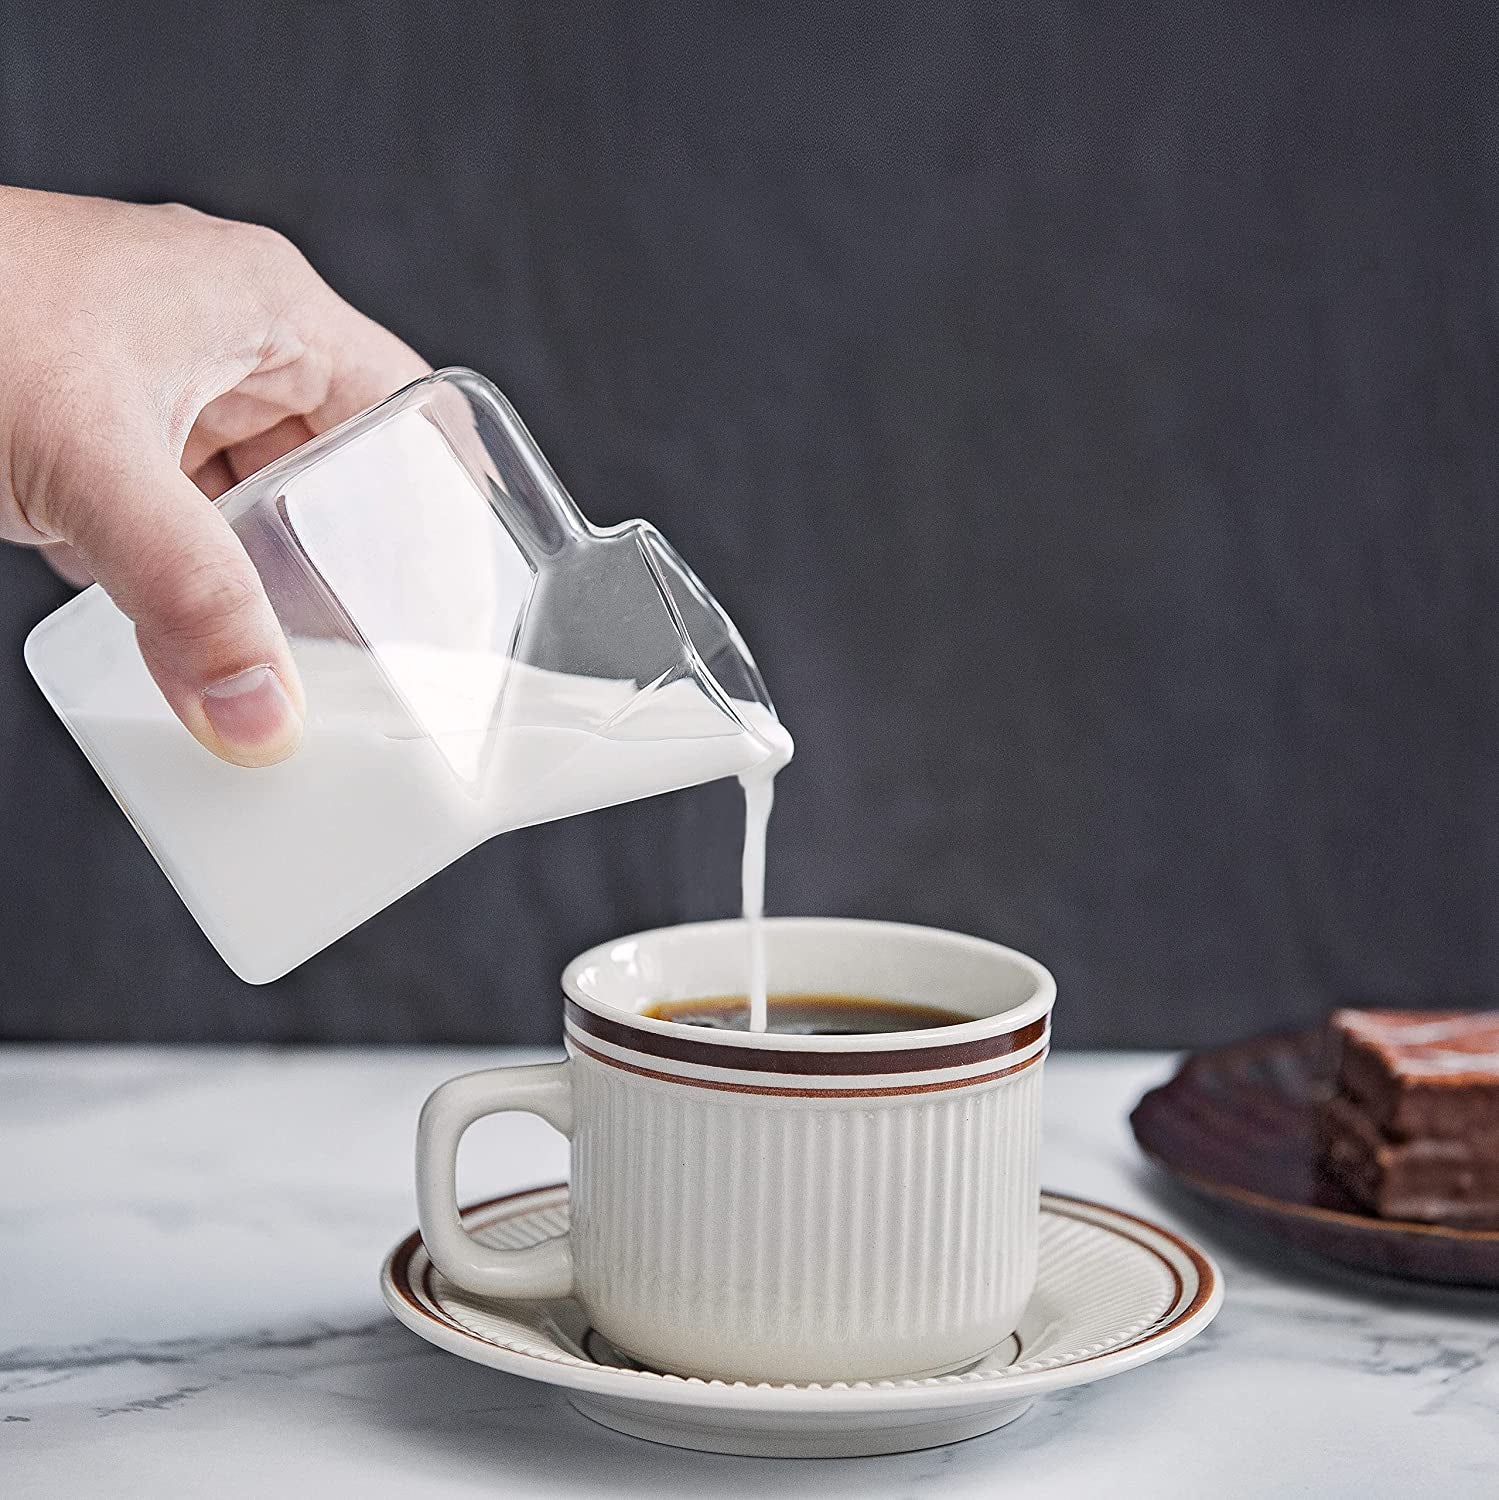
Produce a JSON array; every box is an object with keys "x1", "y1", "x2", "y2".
[{"x1": 25, "y1": 369, "x2": 790, "y2": 983}]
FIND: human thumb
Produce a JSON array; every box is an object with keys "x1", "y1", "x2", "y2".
[{"x1": 44, "y1": 442, "x2": 305, "y2": 767}]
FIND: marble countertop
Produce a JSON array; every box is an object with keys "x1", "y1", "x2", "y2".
[{"x1": 2, "y1": 1046, "x2": 1496, "y2": 1498}]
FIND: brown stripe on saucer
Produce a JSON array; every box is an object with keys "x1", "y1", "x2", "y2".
[{"x1": 564, "y1": 997, "x2": 1047, "y2": 1075}]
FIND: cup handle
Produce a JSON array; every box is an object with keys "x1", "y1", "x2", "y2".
[{"x1": 415, "y1": 1063, "x2": 575, "y2": 1299}]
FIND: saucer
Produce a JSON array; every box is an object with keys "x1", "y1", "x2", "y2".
[{"x1": 381, "y1": 1185, "x2": 1221, "y2": 1458}]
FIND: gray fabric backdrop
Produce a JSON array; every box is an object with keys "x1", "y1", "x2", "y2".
[{"x1": 2, "y1": 2, "x2": 1496, "y2": 1046}]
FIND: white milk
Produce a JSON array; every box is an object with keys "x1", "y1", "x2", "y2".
[
  {"x1": 738, "y1": 764, "x2": 777, "y2": 1032},
  {"x1": 69, "y1": 637, "x2": 792, "y2": 985}
]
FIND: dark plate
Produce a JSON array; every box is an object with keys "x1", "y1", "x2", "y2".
[{"x1": 1130, "y1": 1030, "x2": 1499, "y2": 1287}]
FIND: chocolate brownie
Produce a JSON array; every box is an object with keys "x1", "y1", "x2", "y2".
[
  {"x1": 1328, "y1": 1009, "x2": 1499, "y2": 1140},
  {"x1": 1318, "y1": 1094, "x2": 1499, "y2": 1226},
  {"x1": 1320, "y1": 1009, "x2": 1499, "y2": 1226}
]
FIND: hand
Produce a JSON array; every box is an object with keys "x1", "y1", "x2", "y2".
[{"x1": 0, "y1": 187, "x2": 429, "y2": 766}]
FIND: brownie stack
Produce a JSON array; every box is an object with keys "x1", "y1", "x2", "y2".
[{"x1": 1319, "y1": 1009, "x2": 1499, "y2": 1227}]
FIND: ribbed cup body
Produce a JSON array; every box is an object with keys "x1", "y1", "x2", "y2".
[{"x1": 569, "y1": 1052, "x2": 1043, "y2": 1382}]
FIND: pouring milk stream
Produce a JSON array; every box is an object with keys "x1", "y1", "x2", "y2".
[{"x1": 25, "y1": 369, "x2": 792, "y2": 1018}]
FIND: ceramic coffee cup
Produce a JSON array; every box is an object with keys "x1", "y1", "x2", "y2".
[{"x1": 415, "y1": 917, "x2": 1055, "y2": 1383}]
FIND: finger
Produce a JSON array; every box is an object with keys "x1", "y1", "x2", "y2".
[
  {"x1": 302, "y1": 292, "x2": 430, "y2": 434},
  {"x1": 183, "y1": 301, "x2": 425, "y2": 474},
  {"x1": 47, "y1": 440, "x2": 305, "y2": 768},
  {"x1": 181, "y1": 380, "x2": 314, "y2": 476},
  {"x1": 189, "y1": 413, "x2": 312, "y2": 500},
  {"x1": 181, "y1": 386, "x2": 287, "y2": 476},
  {"x1": 190, "y1": 452, "x2": 236, "y2": 500},
  {"x1": 223, "y1": 414, "x2": 314, "y2": 486}
]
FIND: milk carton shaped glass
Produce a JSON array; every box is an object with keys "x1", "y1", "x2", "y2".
[{"x1": 25, "y1": 369, "x2": 787, "y2": 982}]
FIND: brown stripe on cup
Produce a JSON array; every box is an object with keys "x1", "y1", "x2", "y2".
[
  {"x1": 563, "y1": 997, "x2": 1048, "y2": 1076},
  {"x1": 566, "y1": 1036, "x2": 1048, "y2": 1097}
]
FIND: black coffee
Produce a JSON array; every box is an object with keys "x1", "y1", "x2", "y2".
[{"x1": 641, "y1": 993, "x2": 971, "y2": 1035}]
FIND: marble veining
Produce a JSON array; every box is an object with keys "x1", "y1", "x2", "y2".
[{"x1": 3, "y1": 1046, "x2": 1498, "y2": 1498}]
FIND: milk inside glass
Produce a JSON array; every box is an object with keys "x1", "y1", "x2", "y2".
[
  {"x1": 56, "y1": 628, "x2": 789, "y2": 983},
  {"x1": 24, "y1": 369, "x2": 792, "y2": 987}
]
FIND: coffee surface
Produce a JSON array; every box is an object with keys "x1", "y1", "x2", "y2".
[{"x1": 642, "y1": 993, "x2": 972, "y2": 1035}]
